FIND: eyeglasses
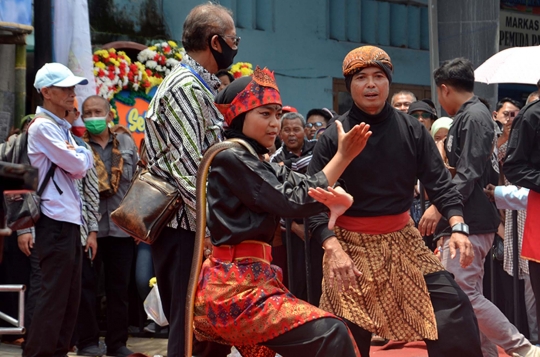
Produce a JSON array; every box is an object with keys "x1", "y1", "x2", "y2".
[
  {"x1": 306, "y1": 122, "x2": 325, "y2": 129},
  {"x1": 502, "y1": 111, "x2": 518, "y2": 118},
  {"x1": 411, "y1": 112, "x2": 433, "y2": 120},
  {"x1": 221, "y1": 34, "x2": 241, "y2": 47}
]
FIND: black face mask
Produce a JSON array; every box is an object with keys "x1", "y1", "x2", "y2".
[{"x1": 209, "y1": 35, "x2": 238, "y2": 70}]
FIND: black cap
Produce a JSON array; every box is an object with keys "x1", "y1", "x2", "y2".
[{"x1": 407, "y1": 101, "x2": 437, "y2": 118}]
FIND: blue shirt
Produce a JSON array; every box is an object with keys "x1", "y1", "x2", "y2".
[{"x1": 28, "y1": 107, "x2": 94, "y2": 225}]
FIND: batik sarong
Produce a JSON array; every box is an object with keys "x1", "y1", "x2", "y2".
[{"x1": 320, "y1": 220, "x2": 444, "y2": 341}]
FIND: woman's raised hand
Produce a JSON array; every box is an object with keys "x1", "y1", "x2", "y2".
[
  {"x1": 308, "y1": 186, "x2": 353, "y2": 229},
  {"x1": 336, "y1": 121, "x2": 372, "y2": 161}
]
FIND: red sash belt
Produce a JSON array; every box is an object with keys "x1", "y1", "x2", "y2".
[
  {"x1": 212, "y1": 240, "x2": 272, "y2": 265},
  {"x1": 336, "y1": 211, "x2": 411, "y2": 235}
]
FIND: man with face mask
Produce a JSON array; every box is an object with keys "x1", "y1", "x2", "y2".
[
  {"x1": 78, "y1": 95, "x2": 138, "y2": 357},
  {"x1": 143, "y1": 3, "x2": 238, "y2": 357}
]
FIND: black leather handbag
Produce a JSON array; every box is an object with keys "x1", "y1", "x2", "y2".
[{"x1": 5, "y1": 163, "x2": 57, "y2": 230}]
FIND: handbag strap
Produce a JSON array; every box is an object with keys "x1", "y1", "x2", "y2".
[{"x1": 37, "y1": 163, "x2": 58, "y2": 196}]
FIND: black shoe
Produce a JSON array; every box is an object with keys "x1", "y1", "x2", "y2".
[
  {"x1": 106, "y1": 345, "x2": 134, "y2": 357},
  {"x1": 78, "y1": 344, "x2": 105, "y2": 356}
]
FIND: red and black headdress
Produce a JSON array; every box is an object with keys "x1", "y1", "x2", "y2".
[{"x1": 215, "y1": 66, "x2": 282, "y2": 126}]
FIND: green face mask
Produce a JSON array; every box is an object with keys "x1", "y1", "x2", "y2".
[{"x1": 84, "y1": 116, "x2": 108, "y2": 135}]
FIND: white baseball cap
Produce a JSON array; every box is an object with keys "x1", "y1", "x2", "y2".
[{"x1": 34, "y1": 63, "x2": 89, "y2": 92}]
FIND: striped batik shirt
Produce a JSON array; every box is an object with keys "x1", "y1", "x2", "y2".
[
  {"x1": 144, "y1": 54, "x2": 223, "y2": 232},
  {"x1": 270, "y1": 139, "x2": 317, "y2": 174},
  {"x1": 74, "y1": 138, "x2": 100, "y2": 245}
]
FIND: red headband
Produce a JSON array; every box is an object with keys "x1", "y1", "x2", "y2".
[{"x1": 216, "y1": 66, "x2": 282, "y2": 126}]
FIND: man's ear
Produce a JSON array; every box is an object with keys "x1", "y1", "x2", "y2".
[
  {"x1": 492, "y1": 111, "x2": 498, "y2": 120},
  {"x1": 209, "y1": 34, "x2": 221, "y2": 52},
  {"x1": 107, "y1": 109, "x2": 114, "y2": 123},
  {"x1": 41, "y1": 87, "x2": 52, "y2": 100},
  {"x1": 440, "y1": 84, "x2": 450, "y2": 97}
]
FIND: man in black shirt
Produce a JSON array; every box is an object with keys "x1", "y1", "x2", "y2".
[
  {"x1": 308, "y1": 45, "x2": 480, "y2": 357},
  {"x1": 424, "y1": 57, "x2": 539, "y2": 357},
  {"x1": 505, "y1": 99, "x2": 540, "y2": 355}
]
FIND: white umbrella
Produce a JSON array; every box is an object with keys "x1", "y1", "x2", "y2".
[{"x1": 474, "y1": 45, "x2": 540, "y2": 85}]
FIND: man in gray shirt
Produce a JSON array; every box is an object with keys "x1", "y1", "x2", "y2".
[{"x1": 79, "y1": 95, "x2": 138, "y2": 357}]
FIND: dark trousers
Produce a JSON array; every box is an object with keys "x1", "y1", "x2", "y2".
[
  {"x1": 344, "y1": 270, "x2": 482, "y2": 357},
  {"x1": 71, "y1": 253, "x2": 100, "y2": 349},
  {"x1": 24, "y1": 246, "x2": 42, "y2": 348},
  {"x1": 282, "y1": 231, "x2": 307, "y2": 301},
  {"x1": 262, "y1": 317, "x2": 358, "y2": 357},
  {"x1": 152, "y1": 226, "x2": 229, "y2": 357},
  {"x1": 96, "y1": 237, "x2": 135, "y2": 351},
  {"x1": 529, "y1": 261, "x2": 540, "y2": 331},
  {"x1": 309, "y1": 241, "x2": 324, "y2": 305},
  {"x1": 23, "y1": 215, "x2": 82, "y2": 357}
]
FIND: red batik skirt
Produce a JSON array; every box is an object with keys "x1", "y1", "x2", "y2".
[{"x1": 193, "y1": 256, "x2": 333, "y2": 357}]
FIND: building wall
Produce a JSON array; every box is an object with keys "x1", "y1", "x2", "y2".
[
  {"x1": 163, "y1": 0, "x2": 432, "y2": 115},
  {"x1": 88, "y1": 0, "x2": 168, "y2": 45},
  {"x1": 437, "y1": 0, "x2": 500, "y2": 110},
  {"x1": 0, "y1": 43, "x2": 16, "y2": 141}
]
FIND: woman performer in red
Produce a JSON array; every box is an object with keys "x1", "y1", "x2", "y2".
[{"x1": 193, "y1": 67, "x2": 371, "y2": 357}]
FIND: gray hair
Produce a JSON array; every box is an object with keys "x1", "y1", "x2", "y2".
[
  {"x1": 281, "y1": 112, "x2": 306, "y2": 127},
  {"x1": 82, "y1": 95, "x2": 111, "y2": 112},
  {"x1": 182, "y1": 2, "x2": 234, "y2": 52},
  {"x1": 391, "y1": 90, "x2": 417, "y2": 105}
]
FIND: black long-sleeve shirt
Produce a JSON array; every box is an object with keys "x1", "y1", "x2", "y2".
[
  {"x1": 440, "y1": 96, "x2": 500, "y2": 235},
  {"x1": 207, "y1": 145, "x2": 329, "y2": 246},
  {"x1": 504, "y1": 100, "x2": 540, "y2": 193},
  {"x1": 308, "y1": 103, "x2": 463, "y2": 245}
]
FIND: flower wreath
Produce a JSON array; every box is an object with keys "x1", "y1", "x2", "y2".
[
  {"x1": 93, "y1": 48, "x2": 151, "y2": 100},
  {"x1": 229, "y1": 62, "x2": 254, "y2": 78},
  {"x1": 137, "y1": 41, "x2": 185, "y2": 88}
]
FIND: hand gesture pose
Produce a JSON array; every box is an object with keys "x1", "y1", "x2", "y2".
[
  {"x1": 308, "y1": 186, "x2": 353, "y2": 230},
  {"x1": 321, "y1": 121, "x2": 372, "y2": 187}
]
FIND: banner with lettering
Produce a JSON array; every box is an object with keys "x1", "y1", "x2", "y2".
[
  {"x1": 112, "y1": 88, "x2": 157, "y2": 148},
  {"x1": 500, "y1": 9, "x2": 540, "y2": 49}
]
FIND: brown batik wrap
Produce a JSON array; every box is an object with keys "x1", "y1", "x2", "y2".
[
  {"x1": 84, "y1": 131, "x2": 124, "y2": 198},
  {"x1": 320, "y1": 220, "x2": 445, "y2": 341}
]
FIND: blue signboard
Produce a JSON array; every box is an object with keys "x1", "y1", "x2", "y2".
[
  {"x1": 0, "y1": 0, "x2": 32, "y2": 26},
  {"x1": 502, "y1": 0, "x2": 540, "y2": 9}
]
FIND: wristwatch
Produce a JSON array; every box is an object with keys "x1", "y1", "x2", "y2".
[{"x1": 451, "y1": 222, "x2": 470, "y2": 236}]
